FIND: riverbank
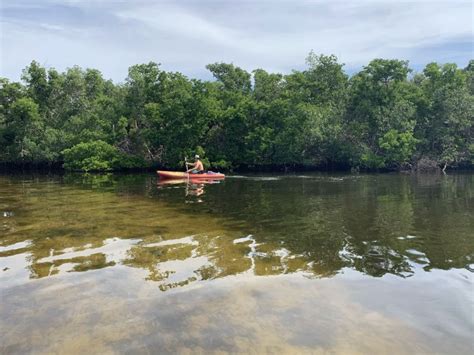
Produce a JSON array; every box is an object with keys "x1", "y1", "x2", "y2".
[{"x1": 1, "y1": 161, "x2": 472, "y2": 175}]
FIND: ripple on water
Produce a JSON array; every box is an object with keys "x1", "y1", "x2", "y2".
[
  {"x1": 245, "y1": 177, "x2": 281, "y2": 181},
  {"x1": 398, "y1": 235, "x2": 418, "y2": 240}
]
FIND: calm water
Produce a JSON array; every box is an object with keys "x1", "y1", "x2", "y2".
[{"x1": 1, "y1": 172, "x2": 473, "y2": 354}]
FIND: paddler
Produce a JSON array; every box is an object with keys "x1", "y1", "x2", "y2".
[{"x1": 186, "y1": 155, "x2": 205, "y2": 174}]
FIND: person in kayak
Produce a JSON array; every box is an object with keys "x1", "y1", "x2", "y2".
[{"x1": 186, "y1": 155, "x2": 205, "y2": 174}]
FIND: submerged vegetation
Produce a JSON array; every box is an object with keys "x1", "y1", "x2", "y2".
[{"x1": 0, "y1": 54, "x2": 472, "y2": 171}]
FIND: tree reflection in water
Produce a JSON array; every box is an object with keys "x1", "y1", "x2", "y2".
[{"x1": 0, "y1": 173, "x2": 472, "y2": 291}]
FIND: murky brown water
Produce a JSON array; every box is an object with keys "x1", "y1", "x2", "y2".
[{"x1": 1, "y1": 173, "x2": 473, "y2": 354}]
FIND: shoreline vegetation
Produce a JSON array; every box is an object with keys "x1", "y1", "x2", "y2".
[{"x1": 1, "y1": 53, "x2": 473, "y2": 173}]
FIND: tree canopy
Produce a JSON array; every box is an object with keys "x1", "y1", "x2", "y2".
[{"x1": 1, "y1": 55, "x2": 472, "y2": 171}]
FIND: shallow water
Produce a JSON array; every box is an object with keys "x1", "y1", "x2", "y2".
[{"x1": 0, "y1": 172, "x2": 473, "y2": 354}]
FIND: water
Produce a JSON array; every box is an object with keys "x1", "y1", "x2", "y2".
[{"x1": 1, "y1": 173, "x2": 473, "y2": 354}]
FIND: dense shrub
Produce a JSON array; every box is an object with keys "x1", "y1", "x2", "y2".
[{"x1": 62, "y1": 141, "x2": 120, "y2": 172}]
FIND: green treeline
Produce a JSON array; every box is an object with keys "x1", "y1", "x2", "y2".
[{"x1": 1, "y1": 54, "x2": 473, "y2": 171}]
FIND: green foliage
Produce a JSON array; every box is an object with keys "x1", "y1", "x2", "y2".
[
  {"x1": 361, "y1": 150, "x2": 387, "y2": 169},
  {"x1": 345, "y1": 59, "x2": 425, "y2": 169},
  {"x1": 416, "y1": 62, "x2": 473, "y2": 167},
  {"x1": 62, "y1": 141, "x2": 120, "y2": 172},
  {"x1": 210, "y1": 159, "x2": 232, "y2": 170},
  {"x1": 379, "y1": 130, "x2": 419, "y2": 166},
  {"x1": 0, "y1": 56, "x2": 472, "y2": 171},
  {"x1": 2, "y1": 97, "x2": 51, "y2": 162},
  {"x1": 206, "y1": 63, "x2": 251, "y2": 93}
]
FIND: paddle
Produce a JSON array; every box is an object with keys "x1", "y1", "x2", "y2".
[{"x1": 184, "y1": 156, "x2": 190, "y2": 182}]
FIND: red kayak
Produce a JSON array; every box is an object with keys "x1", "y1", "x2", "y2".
[
  {"x1": 157, "y1": 170, "x2": 225, "y2": 180},
  {"x1": 157, "y1": 178, "x2": 223, "y2": 186}
]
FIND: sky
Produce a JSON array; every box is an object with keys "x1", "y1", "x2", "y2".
[{"x1": 1, "y1": 0, "x2": 473, "y2": 83}]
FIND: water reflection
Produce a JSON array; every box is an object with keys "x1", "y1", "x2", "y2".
[
  {"x1": 157, "y1": 178, "x2": 223, "y2": 203},
  {"x1": 0, "y1": 173, "x2": 473, "y2": 291},
  {"x1": 1, "y1": 172, "x2": 473, "y2": 354}
]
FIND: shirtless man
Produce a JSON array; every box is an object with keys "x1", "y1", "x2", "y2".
[{"x1": 186, "y1": 155, "x2": 204, "y2": 173}]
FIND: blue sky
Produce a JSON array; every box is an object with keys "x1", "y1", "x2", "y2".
[{"x1": 1, "y1": 0, "x2": 473, "y2": 83}]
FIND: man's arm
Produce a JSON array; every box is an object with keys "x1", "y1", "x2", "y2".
[{"x1": 186, "y1": 162, "x2": 197, "y2": 172}]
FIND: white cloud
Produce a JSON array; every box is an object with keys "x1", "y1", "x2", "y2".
[
  {"x1": 1, "y1": 0, "x2": 472, "y2": 82},
  {"x1": 116, "y1": 4, "x2": 240, "y2": 48}
]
